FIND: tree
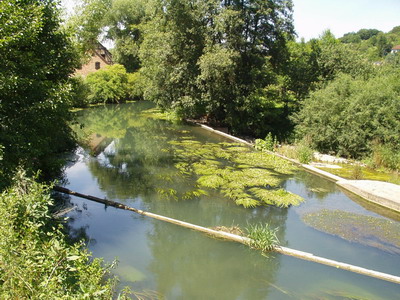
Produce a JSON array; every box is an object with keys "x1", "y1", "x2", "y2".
[
  {"x1": 67, "y1": 0, "x2": 111, "y2": 57},
  {"x1": 69, "y1": 0, "x2": 147, "y2": 71},
  {"x1": 375, "y1": 32, "x2": 392, "y2": 57},
  {"x1": 0, "y1": 0, "x2": 78, "y2": 187},
  {"x1": 294, "y1": 69, "x2": 400, "y2": 159},
  {"x1": 86, "y1": 64, "x2": 129, "y2": 103},
  {"x1": 138, "y1": 0, "x2": 295, "y2": 133},
  {"x1": 105, "y1": 0, "x2": 146, "y2": 72}
]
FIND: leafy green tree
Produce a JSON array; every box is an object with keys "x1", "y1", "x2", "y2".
[
  {"x1": 375, "y1": 32, "x2": 392, "y2": 57},
  {"x1": 85, "y1": 64, "x2": 129, "y2": 103},
  {"x1": 105, "y1": 0, "x2": 146, "y2": 71},
  {"x1": 294, "y1": 69, "x2": 400, "y2": 159},
  {"x1": 69, "y1": 76, "x2": 91, "y2": 107},
  {"x1": 139, "y1": 0, "x2": 295, "y2": 135},
  {"x1": 0, "y1": 0, "x2": 79, "y2": 187},
  {"x1": 69, "y1": 0, "x2": 147, "y2": 71},
  {"x1": 67, "y1": 0, "x2": 110, "y2": 58}
]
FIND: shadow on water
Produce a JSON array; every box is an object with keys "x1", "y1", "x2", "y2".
[{"x1": 61, "y1": 102, "x2": 400, "y2": 299}]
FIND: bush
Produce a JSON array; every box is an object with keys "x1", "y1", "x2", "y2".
[
  {"x1": 371, "y1": 143, "x2": 400, "y2": 171},
  {"x1": 255, "y1": 133, "x2": 277, "y2": 152},
  {"x1": 69, "y1": 76, "x2": 90, "y2": 107},
  {"x1": 127, "y1": 71, "x2": 145, "y2": 100},
  {"x1": 294, "y1": 69, "x2": 400, "y2": 160},
  {"x1": 86, "y1": 64, "x2": 129, "y2": 104},
  {"x1": 0, "y1": 0, "x2": 78, "y2": 185},
  {"x1": 296, "y1": 142, "x2": 313, "y2": 164},
  {"x1": 0, "y1": 172, "x2": 117, "y2": 298}
]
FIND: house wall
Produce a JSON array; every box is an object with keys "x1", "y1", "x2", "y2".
[{"x1": 75, "y1": 53, "x2": 111, "y2": 77}]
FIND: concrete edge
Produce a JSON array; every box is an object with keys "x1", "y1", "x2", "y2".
[
  {"x1": 337, "y1": 181, "x2": 400, "y2": 212},
  {"x1": 195, "y1": 122, "x2": 400, "y2": 213}
]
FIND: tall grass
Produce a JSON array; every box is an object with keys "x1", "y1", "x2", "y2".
[
  {"x1": 371, "y1": 143, "x2": 400, "y2": 171},
  {"x1": 246, "y1": 223, "x2": 279, "y2": 252}
]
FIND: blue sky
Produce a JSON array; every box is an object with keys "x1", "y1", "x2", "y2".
[
  {"x1": 293, "y1": 0, "x2": 400, "y2": 40},
  {"x1": 61, "y1": 0, "x2": 400, "y2": 41}
]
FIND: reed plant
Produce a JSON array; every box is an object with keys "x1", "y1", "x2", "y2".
[{"x1": 246, "y1": 223, "x2": 279, "y2": 252}]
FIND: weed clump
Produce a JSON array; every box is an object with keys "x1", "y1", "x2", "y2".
[{"x1": 246, "y1": 223, "x2": 279, "y2": 252}]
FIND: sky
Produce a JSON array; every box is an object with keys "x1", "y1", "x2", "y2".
[
  {"x1": 292, "y1": 0, "x2": 400, "y2": 41},
  {"x1": 61, "y1": 0, "x2": 400, "y2": 41}
]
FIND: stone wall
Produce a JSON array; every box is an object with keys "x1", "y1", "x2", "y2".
[{"x1": 75, "y1": 53, "x2": 111, "y2": 77}]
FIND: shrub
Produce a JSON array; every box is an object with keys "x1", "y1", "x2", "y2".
[
  {"x1": 69, "y1": 76, "x2": 90, "y2": 107},
  {"x1": 255, "y1": 133, "x2": 277, "y2": 152},
  {"x1": 0, "y1": 172, "x2": 117, "y2": 298},
  {"x1": 371, "y1": 143, "x2": 400, "y2": 171},
  {"x1": 296, "y1": 142, "x2": 314, "y2": 164},
  {"x1": 127, "y1": 71, "x2": 145, "y2": 100},
  {"x1": 294, "y1": 69, "x2": 400, "y2": 160},
  {"x1": 86, "y1": 64, "x2": 129, "y2": 104}
]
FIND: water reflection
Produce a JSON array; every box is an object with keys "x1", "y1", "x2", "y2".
[
  {"x1": 148, "y1": 223, "x2": 280, "y2": 299},
  {"x1": 62, "y1": 102, "x2": 400, "y2": 299}
]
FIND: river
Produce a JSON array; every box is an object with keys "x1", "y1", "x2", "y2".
[{"x1": 60, "y1": 101, "x2": 400, "y2": 299}]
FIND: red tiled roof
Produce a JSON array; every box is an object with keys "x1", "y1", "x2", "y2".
[{"x1": 392, "y1": 45, "x2": 400, "y2": 50}]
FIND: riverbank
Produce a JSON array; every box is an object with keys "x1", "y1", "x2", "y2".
[{"x1": 196, "y1": 123, "x2": 400, "y2": 213}]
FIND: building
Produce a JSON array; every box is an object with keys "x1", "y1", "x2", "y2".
[
  {"x1": 391, "y1": 45, "x2": 400, "y2": 54},
  {"x1": 75, "y1": 43, "x2": 113, "y2": 76}
]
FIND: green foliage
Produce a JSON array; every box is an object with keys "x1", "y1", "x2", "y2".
[
  {"x1": 0, "y1": 0, "x2": 78, "y2": 186},
  {"x1": 316, "y1": 31, "x2": 373, "y2": 81},
  {"x1": 371, "y1": 143, "x2": 400, "y2": 171},
  {"x1": 137, "y1": 0, "x2": 295, "y2": 133},
  {"x1": 294, "y1": 68, "x2": 400, "y2": 162},
  {"x1": 127, "y1": 71, "x2": 144, "y2": 100},
  {"x1": 350, "y1": 165, "x2": 364, "y2": 180},
  {"x1": 86, "y1": 64, "x2": 129, "y2": 103},
  {"x1": 170, "y1": 139, "x2": 303, "y2": 208},
  {"x1": 69, "y1": 76, "x2": 91, "y2": 107},
  {"x1": 255, "y1": 133, "x2": 277, "y2": 152},
  {"x1": 296, "y1": 141, "x2": 314, "y2": 164},
  {"x1": 246, "y1": 223, "x2": 279, "y2": 252},
  {"x1": 67, "y1": 0, "x2": 110, "y2": 60},
  {"x1": 0, "y1": 172, "x2": 116, "y2": 298},
  {"x1": 340, "y1": 29, "x2": 381, "y2": 44}
]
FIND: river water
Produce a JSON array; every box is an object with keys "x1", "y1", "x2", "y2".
[{"x1": 61, "y1": 102, "x2": 400, "y2": 299}]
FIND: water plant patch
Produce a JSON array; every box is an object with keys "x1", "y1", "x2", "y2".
[
  {"x1": 303, "y1": 209, "x2": 400, "y2": 254},
  {"x1": 170, "y1": 139, "x2": 304, "y2": 208}
]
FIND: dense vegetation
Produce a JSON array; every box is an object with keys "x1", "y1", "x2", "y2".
[
  {"x1": 71, "y1": 0, "x2": 400, "y2": 170},
  {"x1": 0, "y1": 172, "x2": 117, "y2": 298},
  {"x1": 0, "y1": 0, "x2": 78, "y2": 187},
  {"x1": 0, "y1": 1, "x2": 123, "y2": 297}
]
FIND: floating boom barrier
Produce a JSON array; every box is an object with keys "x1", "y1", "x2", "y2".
[{"x1": 54, "y1": 186, "x2": 400, "y2": 285}]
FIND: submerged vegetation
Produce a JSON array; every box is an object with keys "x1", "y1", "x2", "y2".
[
  {"x1": 170, "y1": 139, "x2": 304, "y2": 208},
  {"x1": 302, "y1": 209, "x2": 400, "y2": 254}
]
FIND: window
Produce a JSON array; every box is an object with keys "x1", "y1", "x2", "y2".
[{"x1": 95, "y1": 62, "x2": 100, "y2": 70}]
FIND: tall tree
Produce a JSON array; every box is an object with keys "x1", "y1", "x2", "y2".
[{"x1": 0, "y1": 0, "x2": 78, "y2": 186}]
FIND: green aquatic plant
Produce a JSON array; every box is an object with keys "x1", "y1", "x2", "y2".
[
  {"x1": 302, "y1": 209, "x2": 400, "y2": 254},
  {"x1": 246, "y1": 223, "x2": 279, "y2": 252},
  {"x1": 170, "y1": 139, "x2": 304, "y2": 208}
]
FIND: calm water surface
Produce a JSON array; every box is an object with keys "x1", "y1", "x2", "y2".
[{"x1": 62, "y1": 102, "x2": 400, "y2": 299}]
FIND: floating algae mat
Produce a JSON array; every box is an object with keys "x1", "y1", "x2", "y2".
[
  {"x1": 303, "y1": 209, "x2": 400, "y2": 254},
  {"x1": 169, "y1": 139, "x2": 304, "y2": 208}
]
